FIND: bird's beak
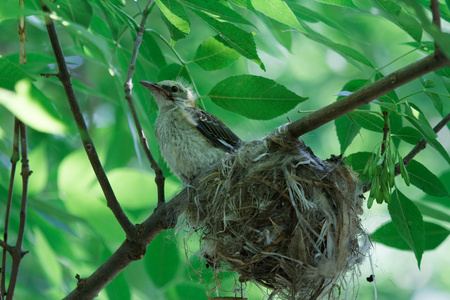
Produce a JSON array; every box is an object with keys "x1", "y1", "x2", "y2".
[{"x1": 139, "y1": 81, "x2": 170, "y2": 97}]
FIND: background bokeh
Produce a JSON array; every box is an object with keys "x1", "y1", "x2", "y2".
[{"x1": 0, "y1": 0, "x2": 449, "y2": 299}]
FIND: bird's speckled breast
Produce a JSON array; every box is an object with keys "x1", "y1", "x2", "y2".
[{"x1": 155, "y1": 107, "x2": 225, "y2": 183}]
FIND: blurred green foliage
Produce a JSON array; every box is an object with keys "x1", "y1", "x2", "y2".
[{"x1": 0, "y1": 0, "x2": 449, "y2": 299}]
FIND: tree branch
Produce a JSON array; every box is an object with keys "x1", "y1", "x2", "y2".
[
  {"x1": 6, "y1": 121, "x2": 30, "y2": 300},
  {"x1": 123, "y1": 1, "x2": 166, "y2": 206},
  {"x1": 395, "y1": 112, "x2": 450, "y2": 175},
  {"x1": 1, "y1": 119, "x2": 20, "y2": 299},
  {"x1": 40, "y1": 1, "x2": 136, "y2": 239},
  {"x1": 63, "y1": 189, "x2": 187, "y2": 300},
  {"x1": 287, "y1": 52, "x2": 449, "y2": 138}
]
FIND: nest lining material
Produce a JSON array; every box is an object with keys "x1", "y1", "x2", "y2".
[{"x1": 186, "y1": 124, "x2": 369, "y2": 299}]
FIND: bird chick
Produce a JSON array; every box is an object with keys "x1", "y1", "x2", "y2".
[{"x1": 140, "y1": 79, "x2": 243, "y2": 183}]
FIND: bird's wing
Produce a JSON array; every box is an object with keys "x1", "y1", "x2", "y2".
[{"x1": 184, "y1": 106, "x2": 242, "y2": 152}]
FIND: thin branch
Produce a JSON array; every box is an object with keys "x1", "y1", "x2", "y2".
[
  {"x1": 40, "y1": 1, "x2": 136, "y2": 239},
  {"x1": 430, "y1": 0, "x2": 441, "y2": 30},
  {"x1": 430, "y1": 0, "x2": 443, "y2": 58},
  {"x1": 287, "y1": 52, "x2": 449, "y2": 138},
  {"x1": 123, "y1": 1, "x2": 166, "y2": 206},
  {"x1": 6, "y1": 121, "x2": 30, "y2": 300},
  {"x1": 395, "y1": 112, "x2": 450, "y2": 175},
  {"x1": 380, "y1": 111, "x2": 389, "y2": 158},
  {"x1": 63, "y1": 189, "x2": 188, "y2": 300},
  {"x1": 1, "y1": 119, "x2": 20, "y2": 299},
  {"x1": 0, "y1": 240, "x2": 13, "y2": 255}
]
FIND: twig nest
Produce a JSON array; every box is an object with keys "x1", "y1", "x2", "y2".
[{"x1": 187, "y1": 125, "x2": 369, "y2": 299}]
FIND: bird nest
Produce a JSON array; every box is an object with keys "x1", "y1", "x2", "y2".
[{"x1": 186, "y1": 125, "x2": 369, "y2": 299}]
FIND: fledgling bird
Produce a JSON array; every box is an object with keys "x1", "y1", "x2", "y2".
[{"x1": 139, "y1": 79, "x2": 243, "y2": 183}]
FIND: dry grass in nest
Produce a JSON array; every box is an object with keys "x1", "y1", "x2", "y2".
[{"x1": 186, "y1": 125, "x2": 369, "y2": 299}]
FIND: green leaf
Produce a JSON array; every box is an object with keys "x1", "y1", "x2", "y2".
[
  {"x1": 349, "y1": 111, "x2": 384, "y2": 132},
  {"x1": 0, "y1": 80, "x2": 67, "y2": 134},
  {"x1": 300, "y1": 23, "x2": 374, "y2": 68},
  {"x1": 142, "y1": 32, "x2": 167, "y2": 69},
  {"x1": 106, "y1": 1, "x2": 140, "y2": 33},
  {"x1": 156, "y1": 0, "x2": 191, "y2": 44},
  {"x1": 373, "y1": 0, "x2": 422, "y2": 42},
  {"x1": 33, "y1": 228, "x2": 64, "y2": 290},
  {"x1": 414, "y1": 202, "x2": 450, "y2": 223},
  {"x1": 193, "y1": 10, "x2": 265, "y2": 70},
  {"x1": 181, "y1": 0, "x2": 253, "y2": 26},
  {"x1": 193, "y1": 35, "x2": 241, "y2": 70},
  {"x1": 0, "y1": 0, "x2": 23, "y2": 22},
  {"x1": 106, "y1": 271, "x2": 131, "y2": 300},
  {"x1": 424, "y1": 92, "x2": 444, "y2": 116},
  {"x1": 335, "y1": 115, "x2": 360, "y2": 153},
  {"x1": 145, "y1": 230, "x2": 180, "y2": 287},
  {"x1": 13, "y1": 143, "x2": 48, "y2": 196},
  {"x1": 371, "y1": 221, "x2": 449, "y2": 251},
  {"x1": 406, "y1": 160, "x2": 449, "y2": 197},
  {"x1": 262, "y1": 16, "x2": 292, "y2": 51},
  {"x1": 420, "y1": 77, "x2": 437, "y2": 89},
  {"x1": 334, "y1": 79, "x2": 371, "y2": 152},
  {"x1": 388, "y1": 190, "x2": 424, "y2": 268},
  {"x1": 291, "y1": 4, "x2": 347, "y2": 31},
  {"x1": 157, "y1": 63, "x2": 190, "y2": 82},
  {"x1": 250, "y1": 0, "x2": 303, "y2": 30},
  {"x1": 0, "y1": 57, "x2": 33, "y2": 90},
  {"x1": 403, "y1": 103, "x2": 450, "y2": 164},
  {"x1": 208, "y1": 75, "x2": 308, "y2": 120},
  {"x1": 53, "y1": 17, "x2": 111, "y2": 63},
  {"x1": 398, "y1": 153, "x2": 410, "y2": 186},
  {"x1": 315, "y1": 0, "x2": 358, "y2": 8},
  {"x1": 47, "y1": 0, "x2": 93, "y2": 28},
  {"x1": 344, "y1": 151, "x2": 372, "y2": 182},
  {"x1": 392, "y1": 126, "x2": 423, "y2": 145}
]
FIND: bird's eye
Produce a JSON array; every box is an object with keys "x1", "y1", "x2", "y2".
[{"x1": 171, "y1": 85, "x2": 179, "y2": 93}]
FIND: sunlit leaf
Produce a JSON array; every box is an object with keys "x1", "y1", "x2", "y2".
[
  {"x1": 193, "y1": 35, "x2": 241, "y2": 70},
  {"x1": 0, "y1": 81, "x2": 66, "y2": 134},
  {"x1": 156, "y1": 0, "x2": 191, "y2": 44},
  {"x1": 388, "y1": 189, "x2": 424, "y2": 268},
  {"x1": 251, "y1": 0, "x2": 303, "y2": 30},
  {"x1": 208, "y1": 75, "x2": 308, "y2": 120}
]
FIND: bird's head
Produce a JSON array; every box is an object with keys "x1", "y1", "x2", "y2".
[{"x1": 139, "y1": 79, "x2": 196, "y2": 110}]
